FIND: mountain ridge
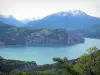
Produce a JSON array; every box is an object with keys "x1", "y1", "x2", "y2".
[
  {"x1": 0, "y1": 14, "x2": 23, "y2": 26},
  {"x1": 27, "y1": 10, "x2": 100, "y2": 29}
]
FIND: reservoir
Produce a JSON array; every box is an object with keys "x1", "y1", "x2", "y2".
[{"x1": 0, "y1": 38, "x2": 100, "y2": 65}]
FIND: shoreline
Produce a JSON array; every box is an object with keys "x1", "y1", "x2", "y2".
[{"x1": 0, "y1": 42, "x2": 84, "y2": 48}]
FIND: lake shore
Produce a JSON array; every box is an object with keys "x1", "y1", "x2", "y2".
[{"x1": 0, "y1": 38, "x2": 100, "y2": 64}]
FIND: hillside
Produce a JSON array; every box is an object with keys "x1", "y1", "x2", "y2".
[
  {"x1": 27, "y1": 10, "x2": 100, "y2": 29},
  {"x1": 0, "y1": 56, "x2": 37, "y2": 72},
  {"x1": 0, "y1": 15, "x2": 23, "y2": 26},
  {"x1": 0, "y1": 22, "x2": 84, "y2": 46},
  {"x1": 84, "y1": 24, "x2": 100, "y2": 39}
]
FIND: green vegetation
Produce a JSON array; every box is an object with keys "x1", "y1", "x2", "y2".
[
  {"x1": 0, "y1": 57, "x2": 37, "y2": 73},
  {"x1": 74, "y1": 46, "x2": 100, "y2": 75},
  {"x1": 85, "y1": 24, "x2": 100, "y2": 39},
  {"x1": 0, "y1": 46, "x2": 100, "y2": 75}
]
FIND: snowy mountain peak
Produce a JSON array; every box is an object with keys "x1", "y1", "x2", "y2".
[
  {"x1": 56, "y1": 10, "x2": 87, "y2": 16},
  {"x1": 0, "y1": 14, "x2": 14, "y2": 19},
  {"x1": 0, "y1": 14, "x2": 9, "y2": 18},
  {"x1": 68, "y1": 10, "x2": 86, "y2": 15}
]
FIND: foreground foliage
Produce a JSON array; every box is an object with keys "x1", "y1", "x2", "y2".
[{"x1": 74, "y1": 46, "x2": 100, "y2": 75}]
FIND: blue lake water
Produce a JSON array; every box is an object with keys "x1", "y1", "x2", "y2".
[{"x1": 0, "y1": 38, "x2": 100, "y2": 65}]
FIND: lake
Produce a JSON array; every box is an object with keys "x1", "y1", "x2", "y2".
[{"x1": 0, "y1": 38, "x2": 100, "y2": 65}]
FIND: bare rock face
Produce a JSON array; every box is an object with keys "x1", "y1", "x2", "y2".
[
  {"x1": 67, "y1": 31, "x2": 85, "y2": 45},
  {"x1": 26, "y1": 29, "x2": 68, "y2": 45},
  {"x1": 0, "y1": 28, "x2": 84, "y2": 46}
]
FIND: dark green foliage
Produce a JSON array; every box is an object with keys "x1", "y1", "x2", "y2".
[
  {"x1": 74, "y1": 46, "x2": 100, "y2": 75},
  {"x1": 0, "y1": 58, "x2": 36, "y2": 73},
  {"x1": 34, "y1": 64, "x2": 55, "y2": 71},
  {"x1": 10, "y1": 70, "x2": 28, "y2": 75},
  {"x1": 0, "y1": 72, "x2": 9, "y2": 75},
  {"x1": 53, "y1": 57, "x2": 79, "y2": 75}
]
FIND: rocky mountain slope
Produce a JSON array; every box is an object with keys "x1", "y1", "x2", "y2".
[{"x1": 0, "y1": 22, "x2": 84, "y2": 46}]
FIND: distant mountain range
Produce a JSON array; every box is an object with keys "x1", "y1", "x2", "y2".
[
  {"x1": 0, "y1": 15, "x2": 23, "y2": 26},
  {"x1": 27, "y1": 10, "x2": 100, "y2": 29},
  {"x1": 20, "y1": 18, "x2": 39, "y2": 24},
  {"x1": 20, "y1": 19, "x2": 32, "y2": 24},
  {"x1": 0, "y1": 10, "x2": 100, "y2": 29}
]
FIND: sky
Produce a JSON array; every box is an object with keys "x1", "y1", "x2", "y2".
[{"x1": 0, "y1": 0, "x2": 100, "y2": 20}]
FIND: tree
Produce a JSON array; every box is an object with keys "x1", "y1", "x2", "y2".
[
  {"x1": 53, "y1": 57, "x2": 78, "y2": 75},
  {"x1": 10, "y1": 70, "x2": 28, "y2": 75},
  {"x1": 74, "y1": 46, "x2": 100, "y2": 75}
]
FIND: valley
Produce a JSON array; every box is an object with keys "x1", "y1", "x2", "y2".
[{"x1": 0, "y1": 9, "x2": 100, "y2": 75}]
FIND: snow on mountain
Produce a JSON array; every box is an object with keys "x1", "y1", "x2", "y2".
[
  {"x1": 55, "y1": 10, "x2": 87, "y2": 16},
  {"x1": 27, "y1": 10, "x2": 100, "y2": 29}
]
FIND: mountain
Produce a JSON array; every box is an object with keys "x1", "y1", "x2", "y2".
[
  {"x1": 0, "y1": 21, "x2": 84, "y2": 46},
  {"x1": 84, "y1": 24, "x2": 100, "y2": 38},
  {"x1": 27, "y1": 10, "x2": 100, "y2": 29},
  {"x1": 0, "y1": 22, "x2": 14, "y2": 45},
  {"x1": 0, "y1": 15, "x2": 23, "y2": 26},
  {"x1": 20, "y1": 17, "x2": 41, "y2": 24},
  {"x1": 20, "y1": 19, "x2": 32, "y2": 24}
]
